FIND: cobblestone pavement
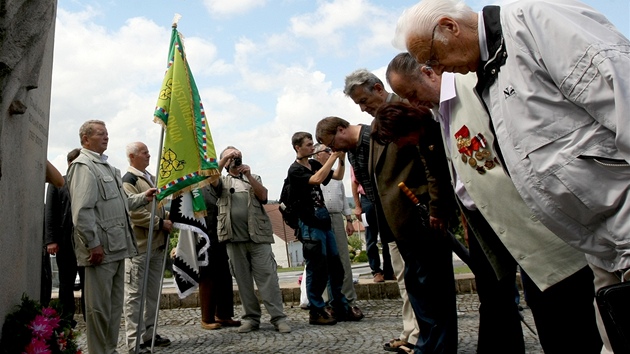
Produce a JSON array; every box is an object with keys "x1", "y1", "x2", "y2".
[{"x1": 74, "y1": 294, "x2": 543, "y2": 353}]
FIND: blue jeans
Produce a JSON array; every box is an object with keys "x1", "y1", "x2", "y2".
[
  {"x1": 361, "y1": 195, "x2": 382, "y2": 275},
  {"x1": 299, "y1": 207, "x2": 348, "y2": 313}
]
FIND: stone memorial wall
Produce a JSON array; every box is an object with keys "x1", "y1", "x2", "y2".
[{"x1": 0, "y1": 0, "x2": 58, "y2": 331}]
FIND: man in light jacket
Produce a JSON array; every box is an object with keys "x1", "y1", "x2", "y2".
[
  {"x1": 394, "y1": 0, "x2": 630, "y2": 350},
  {"x1": 67, "y1": 120, "x2": 155, "y2": 354},
  {"x1": 122, "y1": 142, "x2": 172, "y2": 353}
]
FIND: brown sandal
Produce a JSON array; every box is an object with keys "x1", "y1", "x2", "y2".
[{"x1": 383, "y1": 339, "x2": 412, "y2": 352}]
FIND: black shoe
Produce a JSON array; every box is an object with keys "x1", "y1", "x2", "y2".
[
  {"x1": 141, "y1": 334, "x2": 171, "y2": 348},
  {"x1": 309, "y1": 310, "x2": 337, "y2": 325}
]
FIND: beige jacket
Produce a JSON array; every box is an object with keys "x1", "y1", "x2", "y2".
[{"x1": 122, "y1": 167, "x2": 168, "y2": 253}]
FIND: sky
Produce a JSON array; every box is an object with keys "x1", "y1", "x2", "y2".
[{"x1": 47, "y1": 0, "x2": 630, "y2": 201}]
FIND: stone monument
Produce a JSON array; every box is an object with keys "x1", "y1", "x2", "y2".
[{"x1": 0, "y1": 0, "x2": 58, "y2": 334}]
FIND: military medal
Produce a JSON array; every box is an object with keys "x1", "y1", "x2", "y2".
[{"x1": 455, "y1": 126, "x2": 498, "y2": 173}]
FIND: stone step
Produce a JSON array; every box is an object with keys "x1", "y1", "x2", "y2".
[{"x1": 54, "y1": 273, "x2": 483, "y2": 313}]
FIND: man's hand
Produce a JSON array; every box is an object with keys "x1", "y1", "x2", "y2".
[
  {"x1": 345, "y1": 219, "x2": 355, "y2": 236},
  {"x1": 144, "y1": 188, "x2": 157, "y2": 202},
  {"x1": 88, "y1": 245, "x2": 104, "y2": 265},
  {"x1": 331, "y1": 151, "x2": 345, "y2": 160},
  {"x1": 429, "y1": 216, "x2": 446, "y2": 231},
  {"x1": 237, "y1": 164, "x2": 252, "y2": 177},
  {"x1": 162, "y1": 219, "x2": 174, "y2": 233},
  {"x1": 46, "y1": 243, "x2": 59, "y2": 255},
  {"x1": 354, "y1": 205, "x2": 363, "y2": 221}
]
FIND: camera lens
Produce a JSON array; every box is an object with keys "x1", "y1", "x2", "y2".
[{"x1": 233, "y1": 157, "x2": 242, "y2": 166}]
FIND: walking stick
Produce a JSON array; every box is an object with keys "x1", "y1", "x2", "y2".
[{"x1": 397, "y1": 182, "x2": 470, "y2": 263}]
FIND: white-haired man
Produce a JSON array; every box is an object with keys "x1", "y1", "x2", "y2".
[
  {"x1": 394, "y1": 0, "x2": 630, "y2": 351},
  {"x1": 122, "y1": 142, "x2": 172, "y2": 353},
  {"x1": 383, "y1": 51, "x2": 602, "y2": 354}
]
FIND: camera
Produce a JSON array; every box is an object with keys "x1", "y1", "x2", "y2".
[{"x1": 233, "y1": 157, "x2": 242, "y2": 166}]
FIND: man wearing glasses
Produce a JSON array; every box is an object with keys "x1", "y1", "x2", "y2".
[
  {"x1": 394, "y1": 0, "x2": 630, "y2": 351},
  {"x1": 315, "y1": 116, "x2": 458, "y2": 354}
]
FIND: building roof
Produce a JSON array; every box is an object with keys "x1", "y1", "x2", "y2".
[
  {"x1": 264, "y1": 203, "x2": 366, "y2": 243},
  {"x1": 264, "y1": 204, "x2": 299, "y2": 243}
]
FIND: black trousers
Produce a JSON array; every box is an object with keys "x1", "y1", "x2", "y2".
[
  {"x1": 521, "y1": 266, "x2": 602, "y2": 354},
  {"x1": 397, "y1": 229, "x2": 457, "y2": 354},
  {"x1": 56, "y1": 245, "x2": 85, "y2": 321},
  {"x1": 465, "y1": 209, "x2": 525, "y2": 354}
]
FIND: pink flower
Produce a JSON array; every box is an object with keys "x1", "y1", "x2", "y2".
[
  {"x1": 23, "y1": 338, "x2": 51, "y2": 354},
  {"x1": 28, "y1": 315, "x2": 55, "y2": 340},
  {"x1": 41, "y1": 307, "x2": 57, "y2": 318}
]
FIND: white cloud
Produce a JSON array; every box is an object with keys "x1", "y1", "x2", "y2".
[
  {"x1": 49, "y1": 1, "x2": 412, "y2": 200},
  {"x1": 202, "y1": 0, "x2": 267, "y2": 17}
]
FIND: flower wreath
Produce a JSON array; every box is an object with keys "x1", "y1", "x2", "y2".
[{"x1": 1, "y1": 294, "x2": 81, "y2": 354}]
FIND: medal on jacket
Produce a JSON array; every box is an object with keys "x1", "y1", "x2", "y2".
[{"x1": 455, "y1": 125, "x2": 498, "y2": 174}]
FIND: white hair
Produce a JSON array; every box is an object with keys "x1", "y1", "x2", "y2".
[
  {"x1": 393, "y1": 0, "x2": 473, "y2": 51},
  {"x1": 126, "y1": 142, "x2": 143, "y2": 162}
]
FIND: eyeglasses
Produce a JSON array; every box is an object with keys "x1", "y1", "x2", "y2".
[
  {"x1": 425, "y1": 24, "x2": 439, "y2": 67},
  {"x1": 327, "y1": 134, "x2": 337, "y2": 151}
]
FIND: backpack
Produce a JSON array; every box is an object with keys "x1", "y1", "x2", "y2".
[{"x1": 279, "y1": 176, "x2": 300, "y2": 237}]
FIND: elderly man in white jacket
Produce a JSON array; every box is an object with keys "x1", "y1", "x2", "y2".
[{"x1": 394, "y1": 0, "x2": 630, "y2": 352}]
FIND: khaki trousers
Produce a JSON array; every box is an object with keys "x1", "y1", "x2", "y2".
[
  {"x1": 226, "y1": 242, "x2": 286, "y2": 325},
  {"x1": 330, "y1": 212, "x2": 358, "y2": 306},
  {"x1": 85, "y1": 260, "x2": 125, "y2": 354},
  {"x1": 389, "y1": 242, "x2": 419, "y2": 345},
  {"x1": 124, "y1": 249, "x2": 164, "y2": 352}
]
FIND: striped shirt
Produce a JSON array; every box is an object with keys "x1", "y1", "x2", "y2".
[{"x1": 347, "y1": 124, "x2": 376, "y2": 203}]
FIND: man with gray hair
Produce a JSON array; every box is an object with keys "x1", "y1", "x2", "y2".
[
  {"x1": 394, "y1": 0, "x2": 630, "y2": 350},
  {"x1": 384, "y1": 51, "x2": 602, "y2": 354},
  {"x1": 122, "y1": 142, "x2": 172, "y2": 353},
  {"x1": 343, "y1": 69, "x2": 396, "y2": 284},
  {"x1": 344, "y1": 69, "x2": 418, "y2": 351},
  {"x1": 67, "y1": 120, "x2": 156, "y2": 354}
]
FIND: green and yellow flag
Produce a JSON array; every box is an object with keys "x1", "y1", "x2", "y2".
[{"x1": 154, "y1": 25, "x2": 218, "y2": 206}]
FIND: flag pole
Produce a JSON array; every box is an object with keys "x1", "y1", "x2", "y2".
[
  {"x1": 137, "y1": 14, "x2": 182, "y2": 354},
  {"x1": 133, "y1": 126, "x2": 165, "y2": 354}
]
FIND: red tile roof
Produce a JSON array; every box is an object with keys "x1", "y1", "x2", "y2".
[
  {"x1": 264, "y1": 203, "x2": 299, "y2": 243},
  {"x1": 264, "y1": 203, "x2": 365, "y2": 242}
]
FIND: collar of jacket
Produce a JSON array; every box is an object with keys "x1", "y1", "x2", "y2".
[{"x1": 475, "y1": 5, "x2": 507, "y2": 95}]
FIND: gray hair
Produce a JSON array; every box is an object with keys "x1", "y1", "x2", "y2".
[
  {"x1": 343, "y1": 68, "x2": 384, "y2": 96},
  {"x1": 386, "y1": 52, "x2": 424, "y2": 86},
  {"x1": 126, "y1": 142, "x2": 143, "y2": 162},
  {"x1": 78, "y1": 120, "x2": 105, "y2": 144},
  {"x1": 393, "y1": 0, "x2": 473, "y2": 51},
  {"x1": 220, "y1": 145, "x2": 238, "y2": 159}
]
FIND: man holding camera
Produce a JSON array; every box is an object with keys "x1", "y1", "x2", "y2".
[{"x1": 210, "y1": 146, "x2": 291, "y2": 334}]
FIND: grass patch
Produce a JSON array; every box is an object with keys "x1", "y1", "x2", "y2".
[
  {"x1": 454, "y1": 265, "x2": 472, "y2": 274},
  {"x1": 277, "y1": 266, "x2": 304, "y2": 273}
]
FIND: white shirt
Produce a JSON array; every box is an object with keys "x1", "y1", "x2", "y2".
[
  {"x1": 320, "y1": 179, "x2": 352, "y2": 216},
  {"x1": 438, "y1": 72, "x2": 477, "y2": 210}
]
